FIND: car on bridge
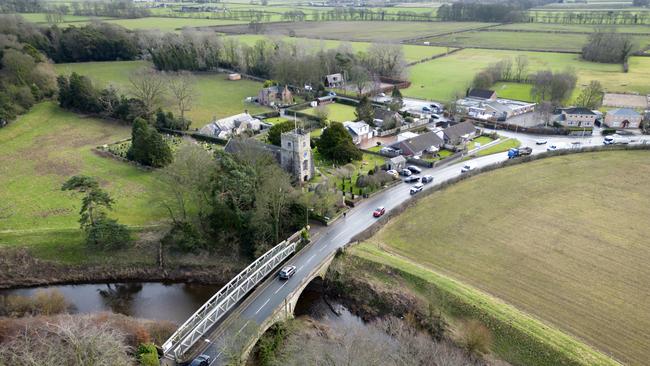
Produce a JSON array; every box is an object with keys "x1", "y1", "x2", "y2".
[
  {"x1": 189, "y1": 354, "x2": 211, "y2": 366},
  {"x1": 373, "y1": 206, "x2": 386, "y2": 217},
  {"x1": 279, "y1": 265, "x2": 296, "y2": 280}
]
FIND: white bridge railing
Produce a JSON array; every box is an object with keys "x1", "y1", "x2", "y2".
[{"x1": 162, "y1": 236, "x2": 299, "y2": 361}]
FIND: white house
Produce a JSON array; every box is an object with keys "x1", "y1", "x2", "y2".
[
  {"x1": 343, "y1": 121, "x2": 373, "y2": 145},
  {"x1": 199, "y1": 113, "x2": 262, "y2": 139}
]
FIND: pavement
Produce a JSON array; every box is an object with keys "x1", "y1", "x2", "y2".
[{"x1": 181, "y1": 130, "x2": 616, "y2": 365}]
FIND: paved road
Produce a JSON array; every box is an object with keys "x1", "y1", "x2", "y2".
[{"x1": 191, "y1": 131, "x2": 612, "y2": 365}]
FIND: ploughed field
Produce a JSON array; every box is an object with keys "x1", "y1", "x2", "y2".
[{"x1": 362, "y1": 151, "x2": 650, "y2": 365}]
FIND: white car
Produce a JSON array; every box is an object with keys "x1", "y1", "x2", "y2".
[
  {"x1": 410, "y1": 183, "x2": 424, "y2": 195},
  {"x1": 385, "y1": 169, "x2": 399, "y2": 178},
  {"x1": 547, "y1": 144, "x2": 559, "y2": 152},
  {"x1": 461, "y1": 163, "x2": 475, "y2": 173},
  {"x1": 535, "y1": 139, "x2": 548, "y2": 145}
]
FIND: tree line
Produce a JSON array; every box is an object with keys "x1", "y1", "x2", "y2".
[
  {"x1": 0, "y1": 0, "x2": 149, "y2": 19},
  {"x1": 582, "y1": 28, "x2": 635, "y2": 64},
  {"x1": 438, "y1": 0, "x2": 555, "y2": 22}
]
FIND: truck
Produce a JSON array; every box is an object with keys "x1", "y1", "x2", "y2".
[{"x1": 507, "y1": 147, "x2": 533, "y2": 159}]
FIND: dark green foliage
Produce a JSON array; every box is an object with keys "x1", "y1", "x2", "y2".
[
  {"x1": 86, "y1": 216, "x2": 131, "y2": 250},
  {"x1": 256, "y1": 322, "x2": 288, "y2": 366},
  {"x1": 136, "y1": 344, "x2": 160, "y2": 366},
  {"x1": 267, "y1": 121, "x2": 295, "y2": 146},
  {"x1": 57, "y1": 73, "x2": 101, "y2": 113},
  {"x1": 128, "y1": 118, "x2": 173, "y2": 168},
  {"x1": 161, "y1": 221, "x2": 205, "y2": 253},
  {"x1": 317, "y1": 122, "x2": 362, "y2": 163},
  {"x1": 155, "y1": 109, "x2": 190, "y2": 131},
  {"x1": 355, "y1": 96, "x2": 375, "y2": 125},
  {"x1": 55, "y1": 23, "x2": 139, "y2": 63}
]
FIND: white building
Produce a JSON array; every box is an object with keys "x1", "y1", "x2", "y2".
[
  {"x1": 343, "y1": 121, "x2": 373, "y2": 145},
  {"x1": 199, "y1": 113, "x2": 262, "y2": 139}
]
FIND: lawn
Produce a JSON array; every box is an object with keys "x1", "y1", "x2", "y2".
[
  {"x1": 474, "y1": 138, "x2": 521, "y2": 156},
  {"x1": 0, "y1": 103, "x2": 168, "y2": 261},
  {"x1": 103, "y1": 17, "x2": 247, "y2": 31},
  {"x1": 492, "y1": 82, "x2": 534, "y2": 101},
  {"x1": 404, "y1": 48, "x2": 650, "y2": 102},
  {"x1": 361, "y1": 150, "x2": 650, "y2": 365},
  {"x1": 313, "y1": 150, "x2": 386, "y2": 195},
  {"x1": 466, "y1": 135, "x2": 495, "y2": 150},
  {"x1": 54, "y1": 61, "x2": 270, "y2": 128},
  {"x1": 302, "y1": 103, "x2": 358, "y2": 123}
]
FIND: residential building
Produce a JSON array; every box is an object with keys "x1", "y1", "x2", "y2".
[
  {"x1": 325, "y1": 73, "x2": 344, "y2": 88},
  {"x1": 457, "y1": 98, "x2": 536, "y2": 121},
  {"x1": 557, "y1": 107, "x2": 597, "y2": 128},
  {"x1": 257, "y1": 85, "x2": 293, "y2": 107},
  {"x1": 280, "y1": 129, "x2": 314, "y2": 182},
  {"x1": 604, "y1": 108, "x2": 642, "y2": 129},
  {"x1": 467, "y1": 88, "x2": 497, "y2": 101},
  {"x1": 374, "y1": 108, "x2": 404, "y2": 129},
  {"x1": 199, "y1": 112, "x2": 262, "y2": 139},
  {"x1": 390, "y1": 131, "x2": 444, "y2": 157},
  {"x1": 343, "y1": 121, "x2": 373, "y2": 145},
  {"x1": 386, "y1": 155, "x2": 406, "y2": 171},
  {"x1": 397, "y1": 131, "x2": 419, "y2": 142},
  {"x1": 443, "y1": 121, "x2": 477, "y2": 147}
]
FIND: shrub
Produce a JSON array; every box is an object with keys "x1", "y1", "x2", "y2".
[
  {"x1": 137, "y1": 343, "x2": 160, "y2": 366},
  {"x1": 86, "y1": 216, "x2": 132, "y2": 250},
  {"x1": 602, "y1": 128, "x2": 617, "y2": 136},
  {"x1": 161, "y1": 221, "x2": 205, "y2": 253},
  {"x1": 458, "y1": 319, "x2": 493, "y2": 357}
]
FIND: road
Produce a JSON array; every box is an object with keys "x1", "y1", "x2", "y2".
[{"x1": 192, "y1": 131, "x2": 611, "y2": 365}]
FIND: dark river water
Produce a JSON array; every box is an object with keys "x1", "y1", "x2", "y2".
[{"x1": 0, "y1": 282, "x2": 220, "y2": 324}]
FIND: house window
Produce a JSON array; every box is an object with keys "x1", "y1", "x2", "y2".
[
  {"x1": 303, "y1": 160, "x2": 308, "y2": 170},
  {"x1": 287, "y1": 142, "x2": 292, "y2": 148}
]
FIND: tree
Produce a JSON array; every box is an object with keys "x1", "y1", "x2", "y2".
[
  {"x1": 167, "y1": 71, "x2": 196, "y2": 120},
  {"x1": 514, "y1": 55, "x2": 529, "y2": 82},
  {"x1": 355, "y1": 96, "x2": 374, "y2": 125},
  {"x1": 267, "y1": 120, "x2": 295, "y2": 146},
  {"x1": 472, "y1": 71, "x2": 493, "y2": 89},
  {"x1": 317, "y1": 122, "x2": 362, "y2": 163},
  {"x1": 255, "y1": 164, "x2": 294, "y2": 246},
  {"x1": 576, "y1": 80, "x2": 604, "y2": 110},
  {"x1": 389, "y1": 86, "x2": 403, "y2": 111},
  {"x1": 129, "y1": 69, "x2": 167, "y2": 117},
  {"x1": 347, "y1": 65, "x2": 371, "y2": 96},
  {"x1": 365, "y1": 43, "x2": 406, "y2": 78},
  {"x1": 127, "y1": 118, "x2": 173, "y2": 168},
  {"x1": 314, "y1": 105, "x2": 329, "y2": 123},
  {"x1": 582, "y1": 29, "x2": 635, "y2": 64}
]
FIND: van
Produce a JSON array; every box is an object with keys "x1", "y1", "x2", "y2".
[{"x1": 461, "y1": 163, "x2": 475, "y2": 173}]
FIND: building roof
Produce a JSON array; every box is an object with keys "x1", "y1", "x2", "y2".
[
  {"x1": 224, "y1": 137, "x2": 280, "y2": 157},
  {"x1": 608, "y1": 108, "x2": 641, "y2": 117},
  {"x1": 468, "y1": 89, "x2": 496, "y2": 100},
  {"x1": 391, "y1": 131, "x2": 444, "y2": 155},
  {"x1": 325, "y1": 73, "x2": 343, "y2": 83},
  {"x1": 443, "y1": 121, "x2": 476, "y2": 141},
  {"x1": 561, "y1": 107, "x2": 597, "y2": 116},
  {"x1": 374, "y1": 108, "x2": 402, "y2": 121},
  {"x1": 389, "y1": 155, "x2": 406, "y2": 164},
  {"x1": 343, "y1": 121, "x2": 370, "y2": 137}
]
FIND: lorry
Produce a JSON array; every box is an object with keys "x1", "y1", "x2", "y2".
[{"x1": 507, "y1": 147, "x2": 533, "y2": 159}]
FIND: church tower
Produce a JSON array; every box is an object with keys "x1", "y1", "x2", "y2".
[{"x1": 280, "y1": 129, "x2": 313, "y2": 183}]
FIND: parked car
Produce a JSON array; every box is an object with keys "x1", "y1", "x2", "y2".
[
  {"x1": 461, "y1": 163, "x2": 475, "y2": 173},
  {"x1": 373, "y1": 207, "x2": 386, "y2": 217},
  {"x1": 431, "y1": 114, "x2": 440, "y2": 119},
  {"x1": 604, "y1": 135, "x2": 629, "y2": 145},
  {"x1": 410, "y1": 183, "x2": 424, "y2": 195},
  {"x1": 547, "y1": 144, "x2": 559, "y2": 151},
  {"x1": 421, "y1": 175, "x2": 434, "y2": 183},
  {"x1": 422, "y1": 106, "x2": 432, "y2": 112},
  {"x1": 189, "y1": 355, "x2": 211, "y2": 366},
  {"x1": 404, "y1": 175, "x2": 421, "y2": 183},
  {"x1": 535, "y1": 139, "x2": 548, "y2": 145},
  {"x1": 400, "y1": 168, "x2": 412, "y2": 176},
  {"x1": 279, "y1": 265, "x2": 296, "y2": 280},
  {"x1": 386, "y1": 169, "x2": 399, "y2": 178},
  {"x1": 407, "y1": 165, "x2": 422, "y2": 174}
]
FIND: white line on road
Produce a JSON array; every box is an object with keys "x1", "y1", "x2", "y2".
[
  {"x1": 274, "y1": 281, "x2": 288, "y2": 294},
  {"x1": 318, "y1": 245, "x2": 325, "y2": 252},
  {"x1": 306, "y1": 254, "x2": 315, "y2": 263},
  {"x1": 236, "y1": 321, "x2": 250, "y2": 335},
  {"x1": 297, "y1": 265, "x2": 303, "y2": 271},
  {"x1": 255, "y1": 299, "x2": 271, "y2": 314}
]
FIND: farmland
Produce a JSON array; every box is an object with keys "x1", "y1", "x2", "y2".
[
  {"x1": 360, "y1": 151, "x2": 650, "y2": 365},
  {"x1": 404, "y1": 48, "x2": 650, "y2": 102},
  {"x1": 53, "y1": 61, "x2": 270, "y2": 128}
]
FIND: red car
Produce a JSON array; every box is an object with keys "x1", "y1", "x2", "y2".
[{"x1": 373, "y1": 206, "x2": 386, "y2": 217}]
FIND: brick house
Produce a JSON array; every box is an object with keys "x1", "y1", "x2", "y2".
[
  {"x1": 604, "y1": 108, "x2": 642, "y2": 129},
  {"x1": 257, "y1": 85, "x2": 293, "y2": 106},
  {"x1": 557, "y1": 107, "x2": 597, "y2": 128}
]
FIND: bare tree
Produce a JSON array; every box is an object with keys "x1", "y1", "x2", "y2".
[
  {"x1": 365, "y1": 43, "x2": 406, "y2": 79},
  {"x1": 347, "y1": 65, "x2": 371, "y2": 96},
  {"x1": 129, "y1": 68, "x2": 167, "y2": 116},
  {"x1": 576, "y1": 80, "x2": 604, "y2": 110},
  {"x1": 514, "y1": 55, "x2": 529, "y2": 82},
  {"x1": 167, "y1": 71, "x2": 197, "y2": 120}
]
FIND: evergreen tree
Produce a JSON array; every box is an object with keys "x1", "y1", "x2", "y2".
[
  {"x1": 389, "y1": 86, "x2": 404, "y2": 111},
  {"x1": 316, "y1": 122, "x2": 362, "y2": 163},
  {"x1": 355, "y1": 96, "x2": 375, "y2": 125},
  {"x1": 128, "y1": 118, "x2": 173, "y2": 168},
  {"x1": 267, "y1": 120, "x2": 295, "y2": 146}
]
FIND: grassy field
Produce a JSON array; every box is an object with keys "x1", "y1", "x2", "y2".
[
  {"x1": 211, "y1": 21, "x2": 496, "y2": 42},
  {"x1": 362, "y1": 150, "x2": 650, "y2": 365},
  {"x1": 491, "y1": 82, "x2": 534, "y2": 101},
  {"x1": 405, "y1": 48, "x2": 650, "y2": 102},
  {"x1": 103, "y1": 17, "x2": 247, "y2": 31},
  {"x1": 229, "y1": 34, "x2": 453, "y2": 63},
  {"x1": 54, "y1": 61, "x2": 269, "y2": 128},
  {"x1": 302, "y1": 103, "x2": 357, "y2": 122},
  {"x1": 491, "y1": 23, "x2": 650, "y2": 33},
  {"x1": 0, "y1": 103, "x2": 168, "y2": 261}
]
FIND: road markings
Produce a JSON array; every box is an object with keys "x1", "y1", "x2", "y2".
[
  {"x1": 306, "y1": 254, "x2": 315, "y2": 263},
  {"x1": 255, "y1": 299, "x2": 271, "y2": 314},
  {"x1": 297, "y1": 265, "x2": 303, "y2": 271},
  {"x1": 236, "y1": 320, "x2": 250, "y2": 335},
  {"x1": 274, "y1": 281, "x2": 288, "y2": 295},
  {"x1": 318, "y1": 245, "x2": 325, "y2": 253}
]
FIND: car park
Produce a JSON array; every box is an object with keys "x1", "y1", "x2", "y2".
[
  {"x1": 400, "y1": 168, "x2": 412, "y2": 176},
  {"x1": 421, "y1": 175, "x2": 434, "y2": 183},
  {"x1": 410, "y1": 183, "x2": 424, "y2": 195},
  {"x1": 535, "y1": 139, "x2": 548, "y2": 145},
  {"x1": 461, "y1": 163, "x2": 475, "y2": 173},
  {"x1": 279, "y1": 265, "x2": 296, "y2": 280},
  {"x1": 189, "y1": 355, "x2": 211, "y2": 366},
  {"x1": 373, "y1": 207, "x2": 386, "y2": 217},
  {"x1": 407, "y1": 165, "x2": 422, "y2": 174},
  {"x1": 404, "y1": 175, "x2": 421, "y2": 183}
]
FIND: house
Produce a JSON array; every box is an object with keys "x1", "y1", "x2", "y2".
[
  {"x1": 397, "y1": 131, "x2": 419, "y2": 142},
  {"x1": 557, "y1": 107, "x2": 597, "y2": 128},
  {"x1": 467, "y1": 88, "x2": 497, "y2": 101},
  {"x1": 374, "y1": 108, "x2": 404, "y2": 129},
  {"x1": 325, "y1": 73, "x2": 344, "y2": 88},
  {"x1": 343, "y1": 121, "x2": 373, "y2": 145},
  {"x1": 458, "y1": 98, "x2": 536, "y2": 121},
  {"x1": 442, "y1": 121, "x2": 477, "y2": 147},
  {"x1": 390, "y1": 131, "x2": 444, "y2": 157},
  {"x1": 386, "y1": 155, "x2": 406, "y2": 171},
  {"x1": 604, "y1": 108, "x2": 642, "y2": 129},
  {"x1": 199, "y1": 112, "x2": 262, "y2": 139},
  {"x1": 257, "y1": 85, "x2": 293, "y2": 107}
]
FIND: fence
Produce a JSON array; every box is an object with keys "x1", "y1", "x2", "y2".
[{"x1": 162, "y1": 231, "x2": 302, "y2": 361}]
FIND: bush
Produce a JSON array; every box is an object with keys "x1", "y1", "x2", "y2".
[
  {"x1": 602, "y1": 128, "x2": 617, "y2": 136},
  {"x1": 86, "y1": 216, "x2": 132, "y2": 250},
  {"x1": 458, "y1": 319, "x2": 492, "y2": 357},
  {"x1": 137, "y1": 343, "x2": 160, "y2": 366},
  {"x1": 161, "y1": 221, "x2": 205, "y2": 253}
]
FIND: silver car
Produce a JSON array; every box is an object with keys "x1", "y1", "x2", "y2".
[{"x1": 279, "y1": 265, "x2": 296, "y2": 280}]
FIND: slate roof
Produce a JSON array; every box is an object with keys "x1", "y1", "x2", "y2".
[
  {"x1": 374, "y1": 108, "x2": 402, "y2": 121},
  {"x1": 443, "y1": 121, "x2": 476, "y2": 141},
  {"x1": 391, "y1": 131, "x2": 444, "y2": 155},
  {"x1": 562, "y1": 107, "x2": 597, "y2": 116},
  {"x1": 468, "y1": 89, "x2": 496, "y2": 100},
  {"x1": 608, "y1": 108, "x2": 641, "y2": 117},
  {"x1": 224, "y1": 138, "x2": 281, "y2": 160},
  {"x1": 389, "y1": 155, "x2": 406, "y2": 164}
]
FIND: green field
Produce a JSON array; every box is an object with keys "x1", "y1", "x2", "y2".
[
  {"x1": 103, "y1": 17, "x2": 247, "y2": 31},
  {"x1": 491, "y1": 23, "x2": 650, "y2": 34},
  {"x1": 0, "y1": 103, "x2": 168, "y2": 262},
  {"x1": 302, "y1": 103, "x2": 357, "y2": 122},
  {"x1": 12, "y1": 12, "x2": 112, "y2": 24},
  {"x1": 229, "y1": 34, "x2": 453, "y2": 63},
  {"x1": 362, "y1": 151, "x2": 650, "y2": 365},
  {"x1": 54, "y1": 61, "x2": 270, "y2": 128},
  {"x1": 405, "y1": 48, "x2": 650, "y2": 101},
  {"x1": 492, "y1": 82, "x2": 535, "y2": 101}
]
